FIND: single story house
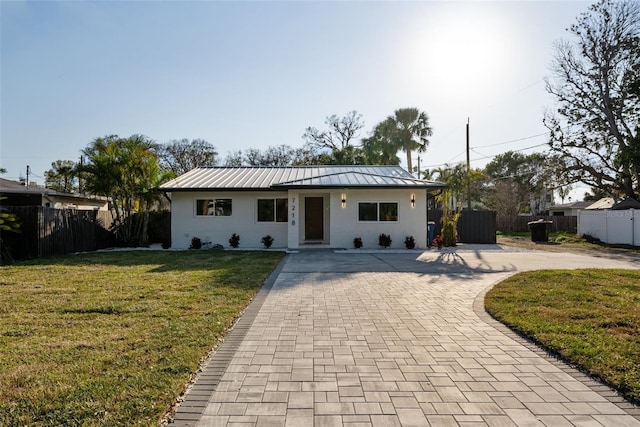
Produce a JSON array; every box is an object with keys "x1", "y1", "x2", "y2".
[
  {"x1": 159, "y1": 165, "x2": 446, "y2": 250},
  {"x1": 547, "y1": 201, "x2": 593, "y2": 216},
  {"x1": 0, "y1": 178, "x2": 109, "y2": 210}
]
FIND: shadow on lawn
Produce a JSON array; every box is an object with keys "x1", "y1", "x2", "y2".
[{"x1": 10, "y1": 249, "x2": 286, "y2": 273}]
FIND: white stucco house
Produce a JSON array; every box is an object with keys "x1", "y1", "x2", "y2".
[{"x1": 159, "y1": 165, "x2": 446, "y2": 250}]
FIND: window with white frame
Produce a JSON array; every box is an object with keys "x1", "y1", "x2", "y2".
[
  {"x1": 257, "y1": 198, "x2": 288, "y2": 222},
  {"x1": 358, "y1": 202, "x2": 398, "y2": 222},
  {"x1": 195, "y1": 199, "x2": 232, "y2": 216}
]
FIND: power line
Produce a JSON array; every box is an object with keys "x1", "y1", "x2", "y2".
[
  {"x1": 473, "y1": 131, "x2": 550, "y2": 149},
  {"x1": 470, "y1": 142, "x2": 550, "y2": 162}
]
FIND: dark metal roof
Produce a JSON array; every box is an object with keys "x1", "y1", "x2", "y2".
[
  {"x1": 159, "y1": 166, "x2": 446, "y2": 191},
  {"x1": 0, "y1": 178, "x2": 108, "y2": 202}
]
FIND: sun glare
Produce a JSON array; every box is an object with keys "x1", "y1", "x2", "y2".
[{"x1": 402, "y1": 3, "x2": 520, "y2": 101}]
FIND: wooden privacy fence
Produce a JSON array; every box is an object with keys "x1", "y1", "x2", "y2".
[
  {"x1": 498, "y1": 215, "x2": 578, "y2": 233},
  {"x1": 428, "y1": 210, "x2": 497, "y2": 244},
  {"x1": 1, "y1": 206, "x2": 117, "y2": 261}
]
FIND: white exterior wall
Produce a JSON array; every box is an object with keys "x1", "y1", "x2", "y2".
[
  {"x1": 578, "y1": 209, "x2": 640, "y2": 246},
  {"x1": 171, "y1": 188, "x2": 428, "y2": 250},
  {"x1": 171, "y1": 191, "x2": 289, "y2": 249},
  {"x1": 329, "y1": 189, "x2": 427, "y2": 249}
]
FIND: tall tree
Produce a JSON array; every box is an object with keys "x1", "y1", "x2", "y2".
[
  {"x1": 484, "y1": 151, "x2": 555, "y2": 220},
  {"x1": 157, "y1": 138, "x2": 218, "y2": 176},
  {"x1": 80, "y1": 134, "x2": 168, "y2": 246},
  {"x1": 302, "y1": 111, "x2": 365, "y2": 152},
  {"x1": 291, "y1": 146, "x2": 334, "y2": 166},
  {"x1": 428, "y1": 163, "x2": 486, "y2": 209},
  {"x1": 361, "y1": 120, "x2": 401, "y2": 165},
  {"x1": 222, "y1": 145, "x2": 297, "y2": 166},
  {"x1": 544, "y1": 0, "x2": 640, "y2": 198},
  {"x1": 371, "y1": 108, "x2": 433, "y2": 172},
  {"x1": 45, "y1": 160, "x2": 77, "y2": 193},
  {"x1": 223, "y1": 150, "x2": 244, "y2": 167}
]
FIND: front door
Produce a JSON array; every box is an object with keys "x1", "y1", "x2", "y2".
[{"x1": 305, "y1": 197, "x2": 324, "y2": 240}]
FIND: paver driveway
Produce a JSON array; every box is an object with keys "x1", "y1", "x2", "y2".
[{"x1": 173, "y1": 246, "x2": 640, "y2": 427}]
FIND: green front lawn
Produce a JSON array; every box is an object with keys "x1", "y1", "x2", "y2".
[
  {"x1": 0, "y1": 250, "x2": 284, "y2": 426},
  {"x1": 485, "y1": 269, "x2": 640, "y2": 403}
]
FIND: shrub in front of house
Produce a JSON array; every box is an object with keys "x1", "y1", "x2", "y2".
[
  {"x1": 378, "y1": 233, "x2": 392, "y2": 249},
  {"x1": 261, "y1": 235, "x2": 274, "y2": 249},
  {"x1": 353, "y1": 237, "x2": 363, "y2": 249},
  {"x1": 404, "y1": 235, "x2": 416, "y2": 249},
  {"x1": 189, "y1": 237, "x2": 202, "y2": 249},
  {"x1": 229, "y1": 233, "x2": 240, "y2": 248}
]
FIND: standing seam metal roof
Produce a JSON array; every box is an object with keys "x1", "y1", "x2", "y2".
[{"x1": 159, "y1": 166, "x2": 446, "y2": 191}]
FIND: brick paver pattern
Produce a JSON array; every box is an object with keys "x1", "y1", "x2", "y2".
[{"x1": 196, "y1": 268, "x2": 640, "y2": 427}]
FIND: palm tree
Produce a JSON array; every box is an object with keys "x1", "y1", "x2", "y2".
[
  {"x1": 385, "y1": 108, "x2": 433, "y2": 173},
  {"x1": 361, "y1": 120, "x2": 401, "y2": 165},
  {"x1": 80, "y1": 134, "x2": 167, "y2": 246}
]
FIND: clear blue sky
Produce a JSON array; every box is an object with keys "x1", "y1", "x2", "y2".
[{"x1": 1, "y1": 0, "x2": 591, "y2": 199}]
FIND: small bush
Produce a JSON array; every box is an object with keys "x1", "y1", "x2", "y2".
[
  {"x1": 404, "y1": 235, "x2": 416, "y2": 249},
  {"x1": 378, "y1": 233, "x2": 392, "y2": 249},
  {"x1": 189, "y1": 237, "x2": 202, "y2": 249},
  {"x1": 582, "y1": 234, "x2": 603, "y2": 244},
  {"x1": 353, "y1": 237, "x2": 363, "y2": 249},
  {"x1": 261, "y1": 235, "x2": 274, "y2": 249},
  {"x1": 229, "y1": 233, "x2": 240, "y2": 248}
]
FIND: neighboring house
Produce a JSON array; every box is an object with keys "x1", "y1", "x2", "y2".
[
  {"x1": 611, "y1": 198, "x2": 640, "y2": 210},
  {"x1": 584, "y1": 197, "x2": 617, "y2": 210},
  {"x1": 548, "y1": 201, "x2": 593, "y2": 216},
  {"x1": 0, "y1": 178, "x2": 109, "y2": 210},
  {"x1": 159, "y1": 166, "x2": 446, "y2": 250}
]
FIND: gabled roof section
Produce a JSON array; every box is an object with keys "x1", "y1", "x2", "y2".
[
  {"x1": 549, "y1": 201, "x2": 593, "y2": 210},
  {"x1": 0, "y1": 178, "x2": 108, "y2": 202},
  {"x1": 585, "y1": 197, "x2": 617, "y2": 210},
  {"x1": 159, "y1": 166, "x2": 446, "y2": 191},
  {"x1": 611, "y1": 198, "x2": 640, "y2": 210},
  {"x1": 272, "y1": 171, "x2": 442, "y2": 189}
]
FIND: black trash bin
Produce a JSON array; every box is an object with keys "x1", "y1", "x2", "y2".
[{"x1": 528, "y1": 219, "x2": 552, "y2": 242}]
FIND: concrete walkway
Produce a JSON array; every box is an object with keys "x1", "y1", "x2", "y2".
[{"x1": 173, "y1": 246, "x2": 640, "y2": 427}]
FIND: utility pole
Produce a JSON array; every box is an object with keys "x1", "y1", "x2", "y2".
[
  {"x1": 26, "y1": 165, "x2": 30, "y2": 188},
  {"x1": 466, "y1": 119, "x2": 471, "y2": 210},
  {"x1": 78, "y1": 156, "x2": 84, "y2": 194}
]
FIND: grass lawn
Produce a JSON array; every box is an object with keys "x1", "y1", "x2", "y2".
[
  {"x1": 0, "y1": 250, "x2": 284, "y2": 426},
  {"x1": 485, "y1": 269, "x2": 640, "y2": 403}
]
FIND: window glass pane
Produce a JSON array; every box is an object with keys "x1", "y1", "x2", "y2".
[
  {"x1": 379, "y1": 203, "x2": 398, "y2": 221},
  {"x1": 215, "y1": 199, "x2": 232, "y2": 216},
  {"x1": 258, "y1": 199, "x2": 275, "y2": 222},
  {"x1": 358, "y1": 202, "x2": 378, "y2": 221},
  {"x1": 196, "y1": 199, "x2": 214, "y2": 216},
  {"x1": 275, "y1": 198, "x2": 288, "y2": 222}
]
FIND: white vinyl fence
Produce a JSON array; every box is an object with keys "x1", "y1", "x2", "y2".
[{"x1": 578, "y1": 209, "x2": 640, "y2": 246}]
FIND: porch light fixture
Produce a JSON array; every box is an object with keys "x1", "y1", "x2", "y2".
[
  {"x1": 341, "y1": 193, "x2": 347, "y2": 208},
  {"x1": 410, "y1": 193, "x2": 416, "y2": 208}
]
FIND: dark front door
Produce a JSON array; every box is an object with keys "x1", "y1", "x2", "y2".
[{"x1": 305, "y1": 197, "x2": 324, "y2": 240}]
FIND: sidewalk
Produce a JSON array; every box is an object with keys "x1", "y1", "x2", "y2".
[{"x1": 172, "y1": 247, "x2": 640, "y2": 426}]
